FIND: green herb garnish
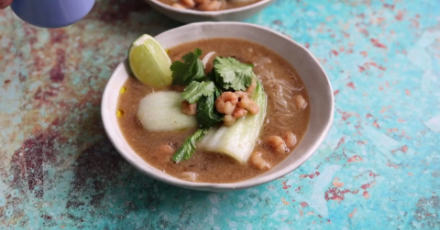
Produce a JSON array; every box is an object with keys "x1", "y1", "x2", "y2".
[
  {"x1": 170, "y1": 48, "x2": 206, "y2": 85},
  {"x1": 213, "y1": 57, "x2": 254, "y2": 91},
  {"x1": 196, "y1": 87, "x2": 223, "y2": 128},
  {"x1": 181, "y1": 81, "x2": 223, "y2": 128},
  {"x1": 172, "y1": 129, "x2": 207, "y2": 163},
  {"x1": 181, "y1": 81, "x2": 216, "y2": 104},
  {"x1": 170, "y1": 50, "x2": 259, "y2": 163}
]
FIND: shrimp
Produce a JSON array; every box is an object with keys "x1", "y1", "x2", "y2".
[
  {"x1": 171, "y1": 3, "x2": 186, "y2": 9},
  {"x1": 181, "y1": 101, "x2": 197, "y2": 115},
  {"x1": 238, "y1": 95, "x2": 259, "y2": 114},
  {"x1": 294, "y1": 94, "x2": 308, "y2": 110},
  {"x1": 216, "y1": 90, "x2": 259, "y2": 125},
  {"x1": 283, "y1": 131, "x2": 297, "y2": 148},
  {"x1": 215, "y1": 91, "x2": 238, "y2": 115},
  {"x1": 250, "y1": 151, "x2": 271, "y2": 170},
  {"x1": 180, "y1": 0, "x2": 195, "y2": 7},
  {"x1": 158, "y1": 144, "x2": 175, "y2": 155},
  {"x1": 198, "y1": 0, "x2": 222, "y2": 11},
  {"x1": 233, "y1": 107, "x2": 248, "y2": 118},
  {"x1": 266, "y1": 135, "x2": 289, "y2": 154},
  {"x1": 157, "y1": 144, "x2": 175, "y2": 163}
]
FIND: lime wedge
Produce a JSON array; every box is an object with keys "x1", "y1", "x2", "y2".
[{"x1": 129, "y1": 34, "x2": 172, "y2": 88}]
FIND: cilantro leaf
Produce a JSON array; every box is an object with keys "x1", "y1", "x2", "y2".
[
  {"x1": 196, "y1": 87, "x2": 223, "y2": 128},
  {"x1": 181, "y1": 81, "x2": 216, "y2": 104},
  {"x1": 213, "y1": 57, "x2": 254, "y2": 91},
  {"x1": 172, "y1": 129, "x2": 207, "y2": 163},
  {"x1": 181, "y1": 80, "x2": 223, "y2": 128},
  {"x1": 170, "y1": 48, "x2": 206, "y2": 86}
]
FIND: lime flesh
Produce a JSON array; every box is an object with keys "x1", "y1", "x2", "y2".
[{"x1": 129, "y1": 34, "x2": 172, "y2": 88}]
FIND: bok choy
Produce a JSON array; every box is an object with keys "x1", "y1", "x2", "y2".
[{"x1": 198, "y1": 81, "x2": 267, "y2": 164}]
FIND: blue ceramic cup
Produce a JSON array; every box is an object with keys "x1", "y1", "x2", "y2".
[{"x1": 11, "y1": 0, "x2": 95, "y2": 28}]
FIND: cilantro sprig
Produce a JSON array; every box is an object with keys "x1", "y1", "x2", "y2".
[
  {"x1": 172, "y1": 129, "x2": 207, "y2": 163},
  {"x1": 170, "y1": 48, "x2": 206, "y2": 85},
  {"x1": 213, "y1": 57, "x2": 254, "y2": 91},
  {"x1": 181, "y1": 81, "x2": 216, "y2": 104},
  {"x1": 196, "y1": 87, "x2": 223, "y2": 129}
]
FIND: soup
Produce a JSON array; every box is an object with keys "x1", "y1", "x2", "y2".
[
  {"x1": 159, "y1": 0, "x2": 261, "y2": 11},
  {"x1": 118, "y1": 38, "x2": 310, "y2": 183}
]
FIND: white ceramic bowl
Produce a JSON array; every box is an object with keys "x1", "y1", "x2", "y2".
[
  {"x1": 101, "y1": 22, "x2": 334, "y2": 191},
  {"x1": 145, "y1": 0, "x2": 273, "y2": 23}
]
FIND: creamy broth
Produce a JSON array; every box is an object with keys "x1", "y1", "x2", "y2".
[{"x1": 117, "y1": 38, "x2": 310, "y2": 182}]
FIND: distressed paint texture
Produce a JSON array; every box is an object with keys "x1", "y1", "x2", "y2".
[{"x1": 0, "y1": 0, "x2": 439, "y2": 229}]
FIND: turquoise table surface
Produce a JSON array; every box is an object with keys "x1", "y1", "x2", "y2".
[{"x1": 1, "y1": 0, "x2": 439, "y2": 229}]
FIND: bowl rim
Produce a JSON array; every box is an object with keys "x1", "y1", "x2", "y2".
[
  {"x1": 146, "y1": 0, "x2": 274, "y2": 16},
  {"x1": 101, "y1": 22, "x2": 334, "y2": 191}
]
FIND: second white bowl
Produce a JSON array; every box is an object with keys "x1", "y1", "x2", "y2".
[{"x1": 145, "y1": 0, "x2": 274, "y2": 23}]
